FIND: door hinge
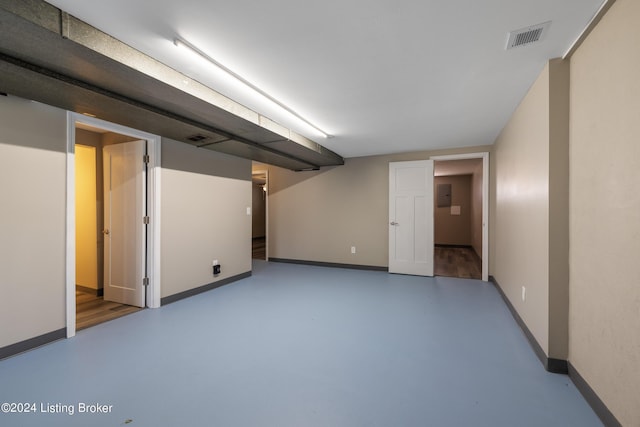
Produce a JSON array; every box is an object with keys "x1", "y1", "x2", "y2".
[
  {"x1": 143, "y1": 154, "x2": 150, "y2": 164},
  {"x1": 143, "y1": 277, "x2": 150, "y2": 287},
  {"x1": 143, "y1": 216, "x2": 150, "y2": 224}
]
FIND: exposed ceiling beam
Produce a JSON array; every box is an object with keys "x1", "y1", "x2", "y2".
[{"x1": 0, "y1": 0, "x2": 344, "y2": 170}]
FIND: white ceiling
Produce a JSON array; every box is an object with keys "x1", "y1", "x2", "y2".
[{"x1": 46, "y1": 0, "x2": 604, "y2": 159}]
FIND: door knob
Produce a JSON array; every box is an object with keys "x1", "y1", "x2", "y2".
[
  {"x1": 390, "y1": 222, "x2": 398, "y2": 226},
  {"x1": 102, "y1": 229, "x2": 110, "y2": 235}
]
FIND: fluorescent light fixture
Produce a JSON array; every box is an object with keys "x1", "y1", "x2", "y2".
[{"x1": 174, "y1": 37, "x2": 330, "y2": 139}]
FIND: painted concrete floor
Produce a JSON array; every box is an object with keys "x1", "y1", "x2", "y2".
[{"x1": 0, "y1": 261, "x2": 601, "y2": 427}]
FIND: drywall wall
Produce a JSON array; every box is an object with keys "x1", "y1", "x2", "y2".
[
  {"x1": 75, "y1": 129, "x2": 105, "y2": 292},
  {"x1": 491, "y1": 62, "x2": 551, "y2": 355},
  {"x1": 75, "y1": 144, "x2": 98, "y2": 289},
  {"x1": 434, "y1": 175, "x2": 471, "y2": 246},
  {"x1": 102, "y1": 132, "x2": 138, "y2": 146},
  {"x1": 569, "y1": 0, "x2": 640, "y2": 424},
  {"x1": 261, "y1": 146, "x2": 491, "y2": 267},
  {"x1": 546, "y1": 59, "x2": 570, "y2": 363},
  {"x1": 471, "y1": 162, "x2": 483, "y2": 258},
  {"x1": 252, "y1": 183, "x2": 266, "y2": 238},
  {"x1": 491, "y1": 59, "x2": 570, "y2": 362},
  {"x1": 160, "y1": 139, "x2": 252, "y2": 298},
  {"x1": 0, "y1": 95, "x2": 67, "y2": 348}
]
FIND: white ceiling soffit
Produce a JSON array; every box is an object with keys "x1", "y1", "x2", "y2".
[{"x1": 39, "y1": 1, "x2": 606, "y2": 158}]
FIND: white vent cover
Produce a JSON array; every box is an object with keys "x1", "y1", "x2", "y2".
[{"x1": 506, "y1": 21, "x2": 551, "y2": 49}]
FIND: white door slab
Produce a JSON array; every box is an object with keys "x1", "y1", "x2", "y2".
[
  {"x1": 103, "y1": 140, "x2": 146, "y2": 307},
  {"x1": 389, "y1": 160, "x2": 434, "y2": 276}
]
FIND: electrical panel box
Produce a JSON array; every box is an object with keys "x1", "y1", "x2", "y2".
[{"x1": 437, "y1": 183, "x2": 452, "y2": 207}]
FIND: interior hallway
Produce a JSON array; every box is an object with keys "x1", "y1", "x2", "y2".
[
  {"x1": 0, "y1": 261, "x2": 600, "y2": 427},
  {"x1": 252, "y1": 236, "x2": 266, "y2": 260}
]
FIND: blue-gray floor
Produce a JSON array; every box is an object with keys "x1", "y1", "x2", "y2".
[{"x1": 0, "y1": 261, "x2": 601, "y2": 427}]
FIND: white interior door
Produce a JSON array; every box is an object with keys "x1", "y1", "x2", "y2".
[
  {"x1": 103, "y1": 140, "x2": 146, "y2": 307},
  {"x1": 389, "y1": 160, "x2": 434, "y2": 276}
]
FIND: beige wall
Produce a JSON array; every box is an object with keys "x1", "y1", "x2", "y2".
[
  {"x1": 75, "y1": 144, "x2": 98, "y2": 289},
  {"x1": 252, "y1": 183, "x2": 266, "y2": 238},
  {"x1": 547, "y1": 59, "x2": 570, "y2": 362},
  {"x1": 491, "y1": 63, "x2": 551, "y2": 354},
  {"x1": 160, "y1": 139, "x2": 252, "y2": 298},
  {"x1": 470, "y1": 163, "x2": 483, "y2": 257},
  {"x1": 490, "y1": 58, "x2": 569, "y2": 360},
  {"x1": 434, "y1": 175, "x2": 471, "y2": 246},
  {"x1": 75, "y1": 129, "x2": 104, "y2": 289},
  {"x1": 76, "y1": 128, "x2": 106, "y2": 289},
  {"x1": 0, "y1": 95, "x2": 67, "y2": 348},
  {"x1": 102, "y1": 132, "x2": 137, "y2": 146},
  {"x1": 263, "y1": 146, "x2": 491, "y2": 267},
  {"x1": 0, "y1": 94, "x2": 254, "y2": 350},
  {"x1": 569, "y1": 0, "x2": 640, "y2": 424}
]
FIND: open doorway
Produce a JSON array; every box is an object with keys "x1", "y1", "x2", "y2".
[
  {"x1": 251, "y1": 170, "x2": 268, "y2": 260},
  {"x1": 66, "y1": 113, "x2": 161, "y2": 338},
  {"x1": 431, "y1": 153, "x2": 489, "y2": 281},
  {"x1": 74, "y1": 124, "x2": 145, "y2": 330}
]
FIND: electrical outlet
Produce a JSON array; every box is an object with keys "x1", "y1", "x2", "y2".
[
  {"x1": 351, "y1": 246, "x2": 356, "y2": 254},
  {"x1": 522, "y1": 286, "x2": 526, "y2": 302},
  {"x1": 212, "y1": 259, "x2": 219, "y2": 266}
]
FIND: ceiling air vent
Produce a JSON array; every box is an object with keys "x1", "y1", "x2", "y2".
[
  {"x1": 506, "y1": 21, "x2": 551, "y2": 50},
  {"x1": 186, "y1": 134, "x2": 209, "y2": 142}
]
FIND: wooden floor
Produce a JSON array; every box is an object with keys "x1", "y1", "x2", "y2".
[
  {"x1": 252, "y1": 237, "x2": 266, "y2": 260},
  {"x1": 76, "y1": 291, "x2": 142, "y2": 331},
  {"x1": 434, "y1": 245, "x2": 482, "y2": 279}
]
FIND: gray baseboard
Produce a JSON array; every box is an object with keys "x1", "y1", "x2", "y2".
[
  {"x1": 489, "y1": 276, "x2": 567, "y2": 374},
  {"x1": 161, "y1": 271, "x2": 251, "y2": 306},
  {"x1": 0, "y1": 328, "x2": 66, "y2": 361},
  {"x1": 269, "y1": 257, "x2": 388, "y2": 272},
  {"x1": 476, "y1": 277, "x2": 621, "y2": 425},
  {"x1": 568, "y1": 363, "x2": 622, "y2": 427}
]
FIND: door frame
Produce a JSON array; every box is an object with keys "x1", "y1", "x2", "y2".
[
  {"x1": 251, "y1": 169, "x2": 269, "y2": 261},
  {"x1": 430, "y1": 152, "x2": 489, "y2": 281},
  {"x1": 65, "y1": 112, "x2": 162, "y2": 338}
]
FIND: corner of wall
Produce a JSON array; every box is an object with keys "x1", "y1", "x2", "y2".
[{"x1": 547, "y1": 58, "x2": 570, "y2": 361}]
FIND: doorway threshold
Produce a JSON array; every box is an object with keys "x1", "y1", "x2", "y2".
[{"x1": 76, "y1": 291, "x2": 143, "y2": 331}]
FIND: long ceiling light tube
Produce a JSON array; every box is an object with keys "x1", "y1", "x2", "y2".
[{"x1": 174, "y1": 37, "x2": 330, "y2": 139}]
